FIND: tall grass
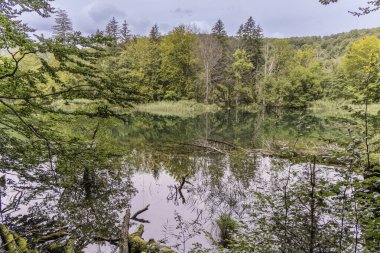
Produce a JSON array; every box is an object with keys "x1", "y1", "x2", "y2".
[
  {"x1": 132, "y1": 100, "x2": 220, "y2": 117},
  {"x1": 310, "y1": 99, "x2": 380, "y2": 117},
  {"x1": 51, "y1": 99, "x2": 100, "y2": 113}
]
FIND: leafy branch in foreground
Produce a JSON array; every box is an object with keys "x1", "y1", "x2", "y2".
[
  {"x1": 0, "y1": 1, "x2": 144, "y2": 142},
  {"x1": 319, "y1": 0, "x2": 380, "y2": 16}
]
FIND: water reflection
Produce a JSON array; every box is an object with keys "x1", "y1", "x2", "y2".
[{"x1": 0, "y1": 110, "x2": 371, "y2": 252}]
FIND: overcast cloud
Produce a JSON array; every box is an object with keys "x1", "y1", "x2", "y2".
[{"x1": 23, "y1": 0, "x2": 380, "y2": 38}]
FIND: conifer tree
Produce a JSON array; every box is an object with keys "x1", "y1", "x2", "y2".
[
  {"x1": 212, "y1": 19, "x2": 228, "y2": 47},
  {"x1": 120, "y1": 20, "x2": 131, "y2": 43},
  {"x1": 149, "y1": 24, "x2": 161, "y2": 42},
  {"x1": 211, "y1": 19, "x2": 231, "y2": 104},
  {"x1": 241, "y1": 16, "x2": 264, "y2": 71},
  {"x1": 105, "y1": 17, "x2": 120, "y2": 44},
  {"x1": 52, "y1": 9, "x2": 73, "y2": 42},
  {"x1": 236, "y1": 24, "x2": 244, "y2": 39}
]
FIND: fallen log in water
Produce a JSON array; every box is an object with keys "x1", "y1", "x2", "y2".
[
  {"x1": 129, "y1": 225, "x2": 176, "y2": 253},
  {"x1": 97, "y1": 208, "x2": 176, "y2": 253}
]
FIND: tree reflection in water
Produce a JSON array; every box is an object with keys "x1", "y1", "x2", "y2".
[{"x1": 0, "y1": 110, "x2": 377, "y2": 252}]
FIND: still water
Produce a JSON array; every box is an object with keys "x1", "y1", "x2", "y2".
[{"x1": 0, "y1": 110, "x2": 366, "y2": 252}]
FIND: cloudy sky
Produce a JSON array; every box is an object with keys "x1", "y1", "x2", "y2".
[{"x1": 24, "y1": 0, "x2": 380, "y2": 38}]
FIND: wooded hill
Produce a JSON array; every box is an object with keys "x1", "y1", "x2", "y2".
[{"x1": 282, "y1": 27, "x2": 380, "y2": 58}]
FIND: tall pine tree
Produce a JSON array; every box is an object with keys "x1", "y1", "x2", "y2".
[
  {"x1": 241, "y1": 16, "x2": 264, "y2": 71},
  {"x1": 212, "y1": 19, "x2": 228, "y2": 47},
  {"x1": 52, "y1": 9, "x2": 73, "y2": 42},
  {"x1": 211, "y1": 19, "x2": 231, "y2": 104},
  {"x1": 149, "y1": 24, "x2": 161, "y2": 42},
  {"x1": 105, "y1": 17, "x2": 120, "y2": 44},
  {"x1": 120, "y1": 20, "x2": 131, "y2": 43}
]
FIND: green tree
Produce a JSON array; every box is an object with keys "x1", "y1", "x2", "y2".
[
  {"x1": 149, "y1": 24, "x2": 161, "y2": 42},
  {"x1": 341, "y1": 36, "x2": 380, "y2": 102},
  {"x1": 105, "y1": 17, "x2": 120, "y2": 44},
  {"x1": 212, "y1": 19, "x2": 228, "y2": 48},
  {"x1": 262, "y1": 47, "x2": 324, "y2": 108},
  {"x1": 241, "y1": 16, "x2": 264, "y2": 72},
  {"x1": 211, "y1": 19, "x2": 232, "y2": 105},
  {"x1": 198, "y1": 35, "x2": 222, "y2": 104},
  {"x1": 231, "y1": 49, "x2": 254, "y2": 106},
  {"x1": 52, "y1": 9, "x2": 73, "y2": 42},
  {"x1": 117, "y1": 38, "x2": 159, "y2": 100},
  {"x1": 159, "y1": 25, "x2": 198, "y2": 100},
  {"x1": 0, "y1": 1, "x2": 141, "y2": 143},
  {"x1": 120, "y1": 20, "x2": 131, "y2": 43}
]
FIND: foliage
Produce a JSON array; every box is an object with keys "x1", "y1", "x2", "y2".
[
  {"x1": 341, "y1": 36, "x2": 380, "y2": 102},
  {"x1": 215, "y1": 215, "x2": 239, "y2": 248},
  {"x1": 159, "y1": 25, "x2": 199, "y2": 100},
  {"x1": 105, "y1": 16, "x2": 120, "y2": 44},
  {"x1": 1, "y1": 1, "x2": 380, "y2": 252},
  {"x1": 262, "y1": 46, "x2": 324, "y2": 107},
  {"x1": 120, "y1": 20, "x2": 132, "y2": 43},
  {"x1": 52, "y1": 9, "x2": 73, "y2": 42},
  {"x1": 319, "y1": 0, "x2": 380, "y2": 16},
  {"x1": 231, "y1": 49, "x2": 254, "y2": 105}
]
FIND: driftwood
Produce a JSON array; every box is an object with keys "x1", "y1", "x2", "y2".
[
  {"x1": 175, "y1": 142, "x2": 226, "y2": 154},
  {"x1": 129, "y1": 225, "x2": 176, "y2": 253},
  {"x1": 96, "y1": 225, "x2": 175, "y2": 253},
  {"x1": 0, "y1": 218, "x2": 176, "y2": 253},
  {"x1": 37, "y1": 230, "x2": 70, "y2": 242},
  {"x1": 131, "y1": 205, "x2": 150, "y2": 223},
  {"x1": 0, "y1": 225, "x2": 73, "y2": 253},
  {"x1": 206, "y1": 138, "x2": 237, "y2": 149},
  {"x1": 95, "y1": 208, "x2": 175, "y2": 253}
]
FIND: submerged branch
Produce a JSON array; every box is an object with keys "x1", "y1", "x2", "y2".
[{"x1": 131, "y1": 205, "x2": 150, "y2": 223}]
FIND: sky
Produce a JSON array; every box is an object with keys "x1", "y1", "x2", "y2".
[{"x1": 23, "y1": 0, "x2": 380, "y2": 38}]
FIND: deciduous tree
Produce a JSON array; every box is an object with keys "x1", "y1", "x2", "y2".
[{"x1": 198, "y1": 35, "x2": 222, "y2": 104}]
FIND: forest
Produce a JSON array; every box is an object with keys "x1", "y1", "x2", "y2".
[
  {"x1": 9, "y1": 8, "x2": 380, "y2": 110},
  {"x1": 0, "y1": 0, "x2": 379, "y2": 253}
]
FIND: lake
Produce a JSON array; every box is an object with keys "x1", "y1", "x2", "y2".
[{"x1": 0, "y1": 110, "x2": 373, "y2": 252}]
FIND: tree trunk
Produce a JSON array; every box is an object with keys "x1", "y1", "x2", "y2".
[
  {"x1": 120, "y1": 209, "x2": 130, "y2": 253},
  {"x1": 205, "y1": 65, "x2": 209, "y2": 104}
]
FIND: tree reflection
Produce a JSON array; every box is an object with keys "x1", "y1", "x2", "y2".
[{"x1": 1, "y1": 117, "x2": 135, "y2": 251}]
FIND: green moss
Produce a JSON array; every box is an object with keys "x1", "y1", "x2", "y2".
[
  {"x1": 128, "y1": 225, "x2": 176, "y2": 253},
  {"x1": 15, "y1": 235, "x2": 28, "y2": 252},
  {"x1": 64, "y1": 239, "x2": 75, "y2": 253},
  {"x1": 129, "y1": 234, "x2": 148, "y2": 253},
  {"x1": 0, "y1": 225, "x2": 18, "y2": 253}
]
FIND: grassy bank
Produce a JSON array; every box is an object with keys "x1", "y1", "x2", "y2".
[
  {"x1": 51, "y1": 99, "x2": 220, "y2": 117},
  {"x1": 131, "y1": 100, "x2": 220, "y2": 117},
  {"x1": 310, "y1": 99, "x2": 380, "y2": 117}
]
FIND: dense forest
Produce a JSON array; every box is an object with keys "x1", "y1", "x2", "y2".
[
  {"x1": 7, "y1": 9, "x2": 380, "y2": 110},
  {"x1": 0, "y1": 0, "x2": 379, "y2": 253},
  {"x1": 44, "y1": 13, "x2": 380, "y2": 110}
]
